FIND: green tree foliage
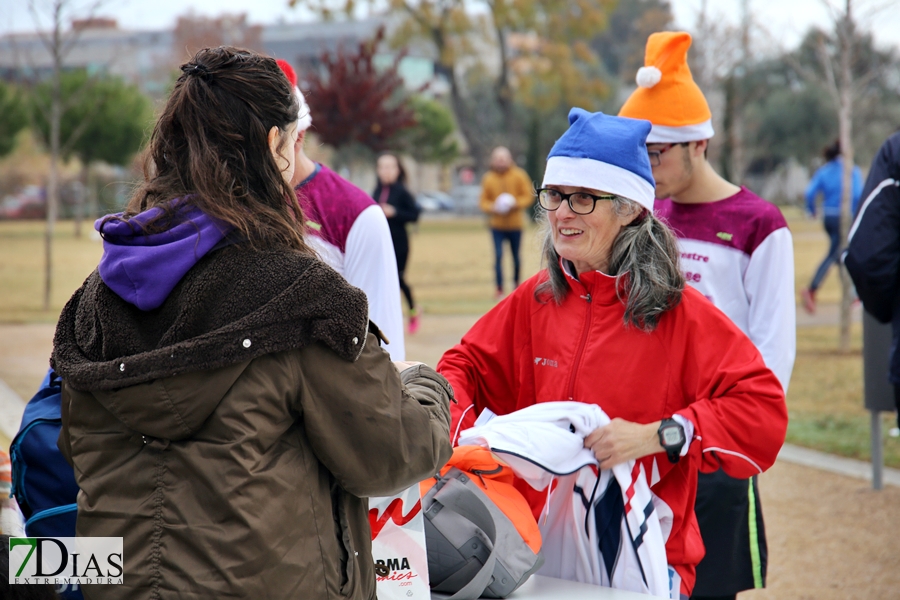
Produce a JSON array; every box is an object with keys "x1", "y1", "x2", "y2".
[
  {"x1": 793, "y1": 26, "x2": 896, "y2": 89},
  {"x1": 746, "y1": 84, "x2": 836, "y2": 172},
  {"x1": 32, "y1": 70, "x2": 152, "y2": 166},
  {"x1": 401, "y1": 95, "x2": 459, "y2": 164},
  {"x1": 739, "y1": 26, "x2": 899, "y2": 174},
  {"x1": 0, "y1": 81, "x2": 29, "y2": 158}
]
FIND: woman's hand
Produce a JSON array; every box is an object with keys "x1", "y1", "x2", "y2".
[
  {"x1": 583, "y1": 419, "x2": 663, "y2": 469},
  {"x1": 381, "y1": 203, "x2": 397, "y2": 218},
  {"x1": 393, "y1": 360, "x2": 424, "y2": 372}
]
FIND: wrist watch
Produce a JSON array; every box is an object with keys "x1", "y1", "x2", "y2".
[{"x1": 657, "y1": 418, "x2": 686, "y2": 464}]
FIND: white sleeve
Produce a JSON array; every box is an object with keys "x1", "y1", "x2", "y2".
[
  {"x1": 743, "y1": 227, "x2": 796, "y2": 392},
  {"x1": 343, "y1": 205, "x2": 406, "y2": 361},
  {"x1": 671, "y1": 414, "x2": 695, "y2": 456}
]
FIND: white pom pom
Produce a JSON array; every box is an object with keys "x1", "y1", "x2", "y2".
[
  {"x1": 636, "y1": 66, "x2": 662, "y2": 89},
  {"x1": 295, "y1": 88, "x2": 312, "y2": 131}
]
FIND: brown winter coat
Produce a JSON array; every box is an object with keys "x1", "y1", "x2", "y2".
[{"x1": 52, "y1": 246, "x2": 453, "y2": 600}]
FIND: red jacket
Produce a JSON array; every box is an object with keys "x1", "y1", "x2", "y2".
[{"x1": 437, "y1": 268, "x2": 787, "y2": 596}]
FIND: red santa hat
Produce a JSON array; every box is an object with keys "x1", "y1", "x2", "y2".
[{"x1": 276, "y1": 59, "x2": 312, "y2": 131}]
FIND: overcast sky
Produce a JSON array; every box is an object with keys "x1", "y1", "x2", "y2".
[{"x1": 2, "y1": 0, "x2": 898, "y2": 51}]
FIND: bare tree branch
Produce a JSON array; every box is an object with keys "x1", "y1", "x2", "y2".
[
  {"x1": 816, "y1": 34, "x2": 841, "y2": 106},
  {"x1": 23, "y1": 0, "x2": 112, "y2": 308},
  {"x1": 755, "y1": 25, "x2": 824, "y2": 88}
]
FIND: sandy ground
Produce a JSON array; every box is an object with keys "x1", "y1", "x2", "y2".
[{"x1": 2, "y1": 319, "x2": 899, "y2": 598}]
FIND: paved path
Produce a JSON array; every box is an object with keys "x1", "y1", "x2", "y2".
[
  {"x1": 796, "y1": 301, "x2": 862, "y2": 328},
  {"x1": 0, "y1": 378, "x2": 24, "y2": 443}
]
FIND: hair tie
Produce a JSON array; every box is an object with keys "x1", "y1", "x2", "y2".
[{"x1": 181, "y1": 63, "x2": 211, "y2": 80}]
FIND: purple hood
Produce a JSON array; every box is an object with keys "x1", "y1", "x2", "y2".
[{"x1": 96, "y1": 203, "x2": 231, "y2": 311}]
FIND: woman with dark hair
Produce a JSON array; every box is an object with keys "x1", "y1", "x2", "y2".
[
  {"x1": 374, "y1": 153, "x2": 422, "y2": 333},
  {"x1": 801, "y1": 139, "x2": 864, "y2": 314},
  {"x1": 438, "y1": 110, "x2": 787, "y2": 598},
  {"x1": 51, "y1": 47, "x2": 451, "y2": 599}
]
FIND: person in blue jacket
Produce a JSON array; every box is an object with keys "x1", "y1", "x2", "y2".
[
  {"x1": 802, "y1": 140, "x2": 863, "y2": 314},
  {"x1": 845, "y1": 131, "x2": 900, "y2": 429}
]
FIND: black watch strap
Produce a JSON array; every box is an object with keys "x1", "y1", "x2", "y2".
[{"x1": 658, "y1": 418, "x2": 686, "y2": 464}]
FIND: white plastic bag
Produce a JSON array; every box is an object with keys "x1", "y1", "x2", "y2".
[
  {"x1": 493, "y1": 193, "x2": 517, "y2": 214},
  {"x1": 369, "y1": 484, "x2": 431, "y2": 599}
]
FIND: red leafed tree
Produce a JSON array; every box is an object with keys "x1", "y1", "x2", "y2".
[{"x1": 305, "y1": 27, "x2": 417, "y2": 152}]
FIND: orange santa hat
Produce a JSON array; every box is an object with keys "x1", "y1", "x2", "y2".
[{"x1": 618, "y1": 31, "x2": 714, "y2": 143}]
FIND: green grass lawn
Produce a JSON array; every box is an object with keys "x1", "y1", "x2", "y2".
[
  {"x1": 405, "y1": 217, "x2": 544, "y2": 315},
  {"x1": 785, "y1": 323, "x2": 900, "y2": 467},
  {"x1": 0, "y1": 219, "x2": 102, "y2": 323},
  {"x1": 1, "y1": 210, "x2": 897, "y2": 466}
]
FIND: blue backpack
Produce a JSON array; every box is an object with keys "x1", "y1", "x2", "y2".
[{"x1": 9, "y1": 368, "x2": 83, "y2": 599}]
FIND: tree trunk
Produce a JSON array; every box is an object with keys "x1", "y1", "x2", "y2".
[
  {"x1": 729, "y1": 81, "x2": 744, "y2": 185},
  {"x1": 447, "y1": 73, "x2": 487, "y2": 169},
  {"x1": 44, "y1": 106, "x2": 59, "y2": 311},
  {"x1": 440, "y1": 163, "x2": 451, "y2": 192},
  {"x1": 74, "y1": 162, "x2": 88, "y2": 238},
  {"x1": 86, "y1": 163, "x2": 98, "y2": 227},
  {"x1": 44, "y1": 1, "x2": 63, "y2": 312},
  {"x1": 524, "y1": 111, "x2": 540, "y2": 185},
  {"x1": 837, "y1": 1, "x2": 855, "y2": 352},
  {"x1": 720, "y1": 75, "x2": 735, "y2": 181},
  {"x1": 493, "y1": 21, "x2": 513, "y2": 134},
  {"x1": 428, "y1": 23, "x2": 487, "y2": 168},
  {"x1": 729, "y1": 0, "x2": 751, "y2": 185}
]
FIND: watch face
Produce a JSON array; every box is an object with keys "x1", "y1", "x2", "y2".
[{"x1": 662, "y1": 426, "x2": 683, "y2": 446}]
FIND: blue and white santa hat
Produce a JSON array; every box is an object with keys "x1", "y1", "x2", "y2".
[{"x1": 542, "y1": 108, "x2": 656, "y2": 212}]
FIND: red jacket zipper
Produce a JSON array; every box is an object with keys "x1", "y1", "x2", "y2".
[{"x1": 566, "y1": 292, "x2": 592, "y2": 399}]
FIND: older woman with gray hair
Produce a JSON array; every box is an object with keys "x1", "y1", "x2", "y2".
[{"x1": 437, "y1": 109, "x2": 787, "y2": 599}]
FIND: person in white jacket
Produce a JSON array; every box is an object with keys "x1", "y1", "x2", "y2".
[
  {"x1": 276, "y1": 59, "x2": 405, "y2": 360},
  {"x1": 619, "y1": 32, "x2": 796, "y2": 600}
]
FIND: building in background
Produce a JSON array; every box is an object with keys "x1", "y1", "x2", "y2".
[{"x1": 0, "y1": 15, "x2": 447, "y2": 100}]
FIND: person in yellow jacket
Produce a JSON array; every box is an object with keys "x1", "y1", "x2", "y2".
[{"x1": 479, "y1": 146, "x2": 535, "y2": 298}]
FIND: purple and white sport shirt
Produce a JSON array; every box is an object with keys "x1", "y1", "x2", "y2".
[{"x1": 655, "y1": 187, "x2": 796, "y2": 391}]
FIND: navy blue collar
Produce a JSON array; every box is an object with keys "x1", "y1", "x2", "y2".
[{"x1": 296, "y1": 162, "x2": 322, "y2": 189}]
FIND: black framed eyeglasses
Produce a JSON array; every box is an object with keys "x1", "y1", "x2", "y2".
[
  {"x1": 647, "y1": 142, "x2": 690, "y2": 167},
  {"x1": 537, "y1": 188, "x2": 617, "y2": 215}
]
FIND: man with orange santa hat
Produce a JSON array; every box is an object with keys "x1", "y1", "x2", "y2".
[{"x1": 619, "y1": 32, "x2": 796, "y2": 600}]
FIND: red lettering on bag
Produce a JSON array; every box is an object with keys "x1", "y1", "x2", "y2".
[
  {"x1": 369, "y1": 499, "x2": 422, "y2": 538},
  {"x1": 377, "y1": 571, "x2": 419, "y2": 582}
]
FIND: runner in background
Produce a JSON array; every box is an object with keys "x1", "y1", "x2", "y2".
[
  {"x1": 373, "y1": 153, "x2": 422, "y2": 334},
  {"x1": 801, "y1": 139, "x2": 863, "y2": 314},
  {"x1": 619, "y1": 31, "x2": 796, "y2": 600},
  {"x1": 277, "y1": 59, "x2": 406, "y2": 359},
  {"x1": 479, "y1": 147, "x2": 535, "y2": 299}
]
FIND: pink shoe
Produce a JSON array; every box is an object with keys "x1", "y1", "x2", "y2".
[
  {"x1": 801, "y1": 288, "x2": 816, "y2": 315},
  {"x1": 408, "y1": 313, "x2": 420, "y2": 334},
  {"x1": 494, "y1": 288, "x2": 505, "y2": 301}
]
